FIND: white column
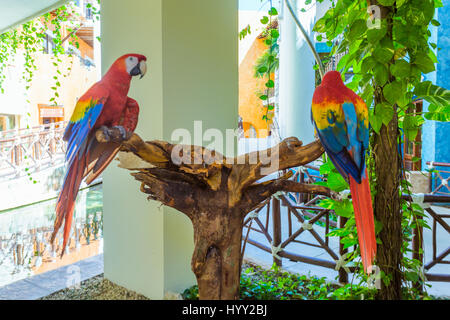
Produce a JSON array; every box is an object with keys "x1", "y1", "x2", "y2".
[
  {"x1": 101, "y1": 0, "x2": 238, "y2": 299},
  {"x1": 279, "y1": 0, "x2": 320, "y2": 144}
]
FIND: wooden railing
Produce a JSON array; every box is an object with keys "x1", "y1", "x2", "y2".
[
  {"x1": 426, "y1": 161, "x2": 450, "y2": 197},
  {"x1": 242, "y1": 166, "x2": 450, "y2": 285},
  {"x1": 403, "y1": 194, "x2": 450, "y2": 283},
  {"x1": 0, "y1": 122, "x2": 67, "y2": 181},
  {"x1": 325, "y1": 50, "x2": 348, "y2": 73}
]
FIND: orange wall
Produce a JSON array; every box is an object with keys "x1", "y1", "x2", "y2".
[
  {"x1": 26, "y1": 53, "x2": 98, "y2": 126},
  {"x1": 239, "y1": 38, "x2": 273, "y2": 138}
]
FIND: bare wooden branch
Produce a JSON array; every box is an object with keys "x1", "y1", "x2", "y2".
[{"x1": 97, "y1": 128, "x2": 328, "y2": 300}]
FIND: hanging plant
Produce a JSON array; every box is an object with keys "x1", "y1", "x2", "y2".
[{"x1": 0, "y1": 0, "x2": 101, "y2": 104}]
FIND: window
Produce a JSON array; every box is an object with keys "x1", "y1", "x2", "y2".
[{"x1": 403, "y1": 100, "x2": 423, "y2": 171}]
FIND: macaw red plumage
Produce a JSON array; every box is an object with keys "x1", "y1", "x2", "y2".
[
  {"x1": 51, "y1": 53, "x2": 147, "y2": 255},
  {"x1": 311, "y1": 71, "x2": 376, "y2": 273}
]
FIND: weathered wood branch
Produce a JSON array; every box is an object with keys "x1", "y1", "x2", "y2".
[{"x1": 97, "y1": 128, "x2": 328, "y2": 300}]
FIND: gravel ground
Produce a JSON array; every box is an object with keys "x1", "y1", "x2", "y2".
[{"x1": 39, "y1": 274, "x2": 149, "y2": 300}]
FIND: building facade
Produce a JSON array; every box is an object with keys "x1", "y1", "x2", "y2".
[{"x1": 0, "y1": 0, "x2": 98, "y2": 132}]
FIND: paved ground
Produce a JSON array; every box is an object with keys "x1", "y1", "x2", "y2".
[{"x1": 0, "y1": 254, "x2": 103, "y2": 300}]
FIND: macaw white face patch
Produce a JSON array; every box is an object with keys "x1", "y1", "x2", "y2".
[{"x1": 125, "y1": 56, "x2": 139, "y2": 74}]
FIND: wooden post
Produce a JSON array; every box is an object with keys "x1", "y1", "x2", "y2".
[
  {"x1": 412, "y1": 216, "x2": 424, "y2": 292},
  {"x1": 299, "y1": 170, "x2": 305, "y2": 204},
  {"x1": 272, "y1": 197, "x2": 282, "y2": 266},
  {"x1": 338, "y1": 216, "x2": 348, "y2": 284}
]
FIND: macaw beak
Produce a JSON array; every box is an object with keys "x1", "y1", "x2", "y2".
[
  {"x1": 130, "y1": 60, "x2": 147, "y2": 79},
  {"x1": 139, "y1": 60, "x2": 147, "y2": 79}
]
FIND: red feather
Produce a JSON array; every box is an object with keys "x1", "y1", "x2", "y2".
[{"x1": 349, "y1": 170, "x2": 377, "y2": 273}]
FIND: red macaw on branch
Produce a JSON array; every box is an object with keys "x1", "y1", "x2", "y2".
[
  {"x1": 311, "y1": 71, "x2": 376, "y2": 273},
  {"x1": 51, "y1": 53, "x2": 147, "y2": 255}
]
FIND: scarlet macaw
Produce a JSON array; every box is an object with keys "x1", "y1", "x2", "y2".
[
  {"x1": 51, "y1": 54, "x2": 147, "y2": 255},
  {"x1": 311, "y1": 71, "x2": 376, "y2": 273}
]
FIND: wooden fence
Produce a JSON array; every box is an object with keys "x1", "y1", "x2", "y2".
[
  {"x1": 242, "y1": 166, "x2": 450, "y2": 285},
  {"x1": 0, "y1": 122, "x2": 67, "y2": 181},
  {"x1": 427, "y1": 161, "x2": 450, "y2": 197}
]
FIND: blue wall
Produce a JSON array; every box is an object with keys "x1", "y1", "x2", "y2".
[{"x1": 421, "y1": 0, "x2": 450, "y2": 170}]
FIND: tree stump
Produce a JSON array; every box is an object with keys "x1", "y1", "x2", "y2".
[{"x1": 98, "y1": 128, "x2": 332, "y2": 300}]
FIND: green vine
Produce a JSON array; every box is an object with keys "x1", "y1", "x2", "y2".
[
  {"x1": 258, "y1": 4, "x2": 279, "y2": 123},
  {"x1": 0, "y1": 0, "x2": 100, "y2": 105},
  {"x1": 239, "y1": 2, "x2": 280, "y2": 125}
]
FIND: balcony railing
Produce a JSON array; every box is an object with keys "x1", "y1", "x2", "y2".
[{"x1": 0, "y1": 122, "x2": 67, "y2": 181}]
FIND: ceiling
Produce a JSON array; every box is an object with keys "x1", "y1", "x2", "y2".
[{"x1": 0, "y1": 0, "x2": 69, "y2": 34}]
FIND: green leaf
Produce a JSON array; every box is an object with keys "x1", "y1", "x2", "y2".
[
  {"x1": 258, "y1": 66, "x2": 268, "y2": 73},
  {"x1": 373, "y1": 64, "x2": 389, "y2": 86},
  {"x1": 390, "y1": 59, "x2": 411, "y2": 78},
  {"x1": 333, "y1": 199, "x2": 354, "y2": 218},
  {"x1": 405, "y1": 271, "x2": 419, "y2": 282},
  {"x1": 265, "y1": 80, "x2": 275, "y2": 88},
  {"x1": 383, "y1": 81, "x2": 404, "y2": 105},
  {"x1": 434, "y1": 0, "x2": 444, "y2": 7},
  {"x1": 367, "y1": 27, "x2": 386, "y2": 44},
  {"x1": 271, "y1": 29, "x2": 280, "y2": 39},
  {"x1": 261, "y1": 16, "x2": 269, "y2": 24},
  {"x1": 396, "y1": 0, "x2": 408, "y2": 7},
  {"x1": 361, "y1": 56, "x2": 377, "y2": 74},
  {"x1": 373, "y1": 44, "x2": 394, "y2": 64},
  {"x1": 375, "y1": 102, "x2": 394, "y2": 125},
  {"x1": 369, "y1": 109, "x2": 383, "y2": 133},
  {"x1": 413, "y1": 54, "x2": 435, "y2": 74},
  {"x1": 269, "y1": 7, "x2": 278, "y2": 16},
  {"x1": 414, "y1": 81, "x2": 450, "y2": 107},
  {"x1": 337, "y1": 54, "x2": 350, "y2": 71},
  {"x1": 327, "y1": 173, "x2": 349, "y2": 192},
  {"x1": 403, "y1": 115, "x2": 419, "y2": 141},
  {"x1": 348, "y1": 19, "x2": 367, "y2": 41},
  {"x1": 260, "y1": 95, "x2": 268, "y2": 101},
  {"x1": 319, "y1": 161, "x2": 332, "y2": 175},
  {"x1": 431, "y1": 19, "x2": 441, "y2": 27},
  {"x1": 377, "y1": 0, "x2": 395, "y2": 5}
]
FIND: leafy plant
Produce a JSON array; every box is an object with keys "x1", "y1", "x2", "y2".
[
  {"x1": 0, "y1": 1, "x2": 101, "y2": 103},
  {"x1": 181, "y1": 262, "x2": 438, "y2": 300},
  {"x1": 310, "y1": 0, "x2": 450, "y2": 299}
]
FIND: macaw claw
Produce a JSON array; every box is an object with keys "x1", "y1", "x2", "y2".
[
  {"x1": 96, "y1": 125, "x2": 132, "y2": 143},
  {"x1": 112, "y1": 125, "x2": 133, "y2": 142}
]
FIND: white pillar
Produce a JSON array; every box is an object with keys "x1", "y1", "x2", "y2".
[
  {"x1": 101, "y1": 0, "x2": 238, "y2": 299},
  {"x1": 279, "y1": 0, "x2": 327, "y2": 144}
]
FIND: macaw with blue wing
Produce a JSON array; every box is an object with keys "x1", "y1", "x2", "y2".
[
  {"x1": 311, "y1": 71, "x2": 376, "y2": 273},
  {"x1": 51, "y1": 54, "x2": 147, "y2": 256}
]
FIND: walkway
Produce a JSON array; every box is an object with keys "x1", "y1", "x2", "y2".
[{"x1": 0, "y1": 254, "x2": 103, "y2": 300}]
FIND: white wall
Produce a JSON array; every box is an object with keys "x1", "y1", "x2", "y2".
[{"x1": 101, "y1": 0, "x2": 238, "y2": 299}]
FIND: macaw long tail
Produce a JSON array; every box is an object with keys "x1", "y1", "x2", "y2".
[
  {"x1": 50, "y1": 156, "x2": 85, "y2": 257},
  {"x1": 349, "y1": 171, "x2": 377, "y2": 273}
]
